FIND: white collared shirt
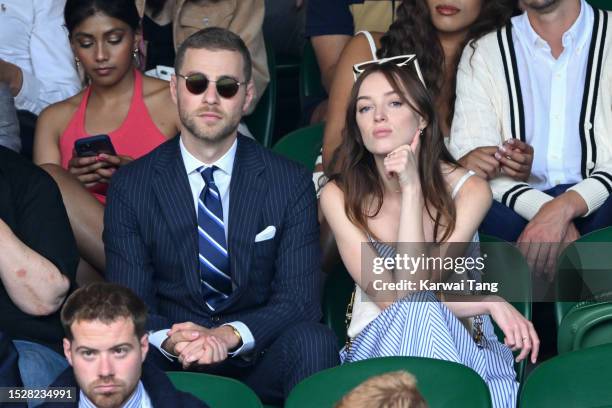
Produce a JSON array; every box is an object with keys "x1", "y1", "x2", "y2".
[
  {"x1": 512, "y1": 0, "x2": 592, "y2": 191},
  {"x1": 0, "y1": 0, "x2": 80, "y2": 114},
  {"x1": 148, "y1": 135, "x2": 255, "y2": 359},
  {"x1": 180, "y1": 136, "x2": 235, "y2": 240},
  {"x1": 79, "y1": 381, "x2": 152, "y2": 408}
]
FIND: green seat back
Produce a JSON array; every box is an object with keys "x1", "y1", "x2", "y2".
[
  {"x1": 520, "y1": 343, "x2": 612, "y2": 407},
  {"x1": 299, "y1": 42, "x2": 326, "y2": 112},
  {"x1": 322, "y1": 263, "x2": 355, "y2": 349},
  {"x1": 272, "y1": 123, "x2": 324, "y2": 171},
  {"x1": 479, "y1": 234, "x2": 532, "y2": 382},
  {"x1": 555, "y1": 227, "x2": 612, "y2": 353},
  {"x1": 587, "y1": 0, "x2": 612, "y2": 10},
  {"x1": 245, "y1": 42, "x2": 276, "y2": 148},
  {"x1": 555, "y1": 227, "x2": 612, "y2": 325},
  {"x1": 167, "y1": 371, "x2": 263, "y2": 408},
  {"x1": 285, "y1": 356, "x2": 492, "y2": 408}
]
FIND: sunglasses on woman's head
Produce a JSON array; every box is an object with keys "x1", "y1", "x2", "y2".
[
  {"x1": 176, "y1": 73, "x2": 245, "y2": 98},
  {"x1": 352, "y1": 54, "x2": 426, "y2": 88}
]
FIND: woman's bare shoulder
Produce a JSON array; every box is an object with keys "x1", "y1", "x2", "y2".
[
  {"x1": 142, "y1": 75, "x2": 172, "y2": 97},
  {"x1": 37, "y1": 90, "x2": 85, "y2": 130},
  {"x1": 320, "y1": 180, "x2": 343, "y2": 202},
  {"x1": 441, "y1": 162, "x2": 490, "y2": 197},
  {"x1": 342, "y1": 31, "x2": 384, "y2": 63}
]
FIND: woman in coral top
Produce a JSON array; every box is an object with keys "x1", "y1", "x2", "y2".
[{"x1": 34, "y1": 0, "x2": 179, "y2": 284}]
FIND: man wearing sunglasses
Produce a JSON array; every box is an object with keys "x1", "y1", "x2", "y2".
[{"x1": 103, "y1": 27, "x2": 338, "y2": 404}]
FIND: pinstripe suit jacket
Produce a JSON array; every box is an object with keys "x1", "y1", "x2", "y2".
[{"x1": 104, "y1": 135, "x2": 322, "y2": 356}]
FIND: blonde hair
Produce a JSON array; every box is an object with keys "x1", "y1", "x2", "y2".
[{"x1": 335, "y1": 371, "x2": 428, "y2": 408}]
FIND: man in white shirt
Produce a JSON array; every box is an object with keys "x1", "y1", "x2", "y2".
[
  {"x1": 450, "y1": 0, "x2": 612, "y2": 275},
  {"x1": 104, "y1": 28, "x2": 338, "y2": 405},
  {"x1": 0, "y1": 0, "x2": 80, "y2": 115}
]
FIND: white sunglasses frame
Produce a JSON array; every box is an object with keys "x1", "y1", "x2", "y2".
[{"x1": 352, "y1": 54, "x2": 427, "y2": 88}]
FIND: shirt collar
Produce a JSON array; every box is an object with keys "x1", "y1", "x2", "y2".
[
  {"x1": 515, "y1": 0, "x2": 591, "y2": 52},
  {"x1": 79, "y1": 381, "x2": 146, "y2": 408},
  {"x1": 180, "y1": 135, "x2": 237, "y2": 178}
]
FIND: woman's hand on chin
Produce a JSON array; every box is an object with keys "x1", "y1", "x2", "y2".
[
  {"x1": 383, "y1": 128, "x2": 422, "y2": 191},
  {"x1": 486, "y1": 298, "x2": 540, "y2": 364}
]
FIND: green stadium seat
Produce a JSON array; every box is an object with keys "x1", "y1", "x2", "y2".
[
  {"x1": 299, "y1": 42, "x2": 326, "y2": 114},
  {"x1": 285, "y1": 356, "x2": 492, "y2": 408},
  {"x1": 322, "y1": 263, "x2": 354, "y2": 349},
  {"x1": 272, "y1": 123, "x2": 324, "y2": 171},
  {"x1": 587, "y1": 0, "x2": 612, "y2": 10},
  {"x1": 244, "y1": 41, "x2": 276, "y2": 148},
  {"x1": 555, "y1": 227, "x2": 612, "y2": 353},
  {"x1": 167, "y1": 371, "x2": 263, "y2": 408},
  {"x1": 479, "y1": 234, "x2": 532, "y2": 383},
  {"x1": 519, "y1": 343, "x2": 612, "y2": 407}
]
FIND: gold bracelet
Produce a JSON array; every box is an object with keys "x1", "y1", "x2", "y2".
[{"x1": 230, "y1": 325, "x2": 242, "y2": 348}]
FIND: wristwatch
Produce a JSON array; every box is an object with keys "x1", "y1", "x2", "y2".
[{"x1": 229, "y1": 325, "x2": 243, "y2": 350}]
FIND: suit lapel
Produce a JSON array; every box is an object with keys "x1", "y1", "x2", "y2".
[
  {"x1": 151, "y1": 138, "x2": 201, "y2": 300},
  {"x1": 224, "y1": 136, "x2": 267, "y2": 305}
]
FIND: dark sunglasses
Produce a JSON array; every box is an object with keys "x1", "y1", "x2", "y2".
[{"x1": 176, "y1": 73, "x2": 245, "y2": 98}]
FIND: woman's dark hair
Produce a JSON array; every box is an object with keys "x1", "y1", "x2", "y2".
[
  {"x1": 378, "y1": 0, "x2": 517, "y2": 128},
  {"x1": 64, "y1": 0, "x2": 140, "y2": 35},
  {"x1": 327, "y1": 62, "x2": 458, "y2": 243}
]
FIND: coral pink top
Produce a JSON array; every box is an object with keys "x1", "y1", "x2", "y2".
[{"x1": 59, "y1": 70, "x2": 168, "y2": 203}]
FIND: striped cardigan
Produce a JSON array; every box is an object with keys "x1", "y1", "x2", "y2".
[{"x1": 449, "y1": 6, "x2": 612, "y2": 221}]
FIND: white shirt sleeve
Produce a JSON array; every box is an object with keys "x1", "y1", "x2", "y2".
[
  {"x1": 14, "y1": 0, "x2": 80, "y2": 114},
  {"x1": 148, "y1": 322, "x2": 255, "y2": 361},
  {"x1": 148, "y1": 329, "x2": 177, "y2": 361},
  {"x1": 222, "y1": 321, "x2": 255, "y2": 356}
]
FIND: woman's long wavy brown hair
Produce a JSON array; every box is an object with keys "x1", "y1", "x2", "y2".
[
  {"x1": 327, "y1": 63, "x2": 458, "y2": 243},
  {"x1": 378, "y1": 0, "x2": 517, "y2": 128}
]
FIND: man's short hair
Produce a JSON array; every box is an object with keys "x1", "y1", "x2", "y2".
[
  {"x1": 61, "y1": 282, "x2": 148, "y2": 341},
  {"x1": 174, "y1": 27, "x2": 253, "y2": 82},
  {"x1": 335, "y1": 371, "x2": 428, "y2": 408}
]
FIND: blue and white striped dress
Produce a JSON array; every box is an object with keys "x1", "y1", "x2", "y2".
[{"x1": 341, "y1": 173, "x2": 519, "y2": 408}]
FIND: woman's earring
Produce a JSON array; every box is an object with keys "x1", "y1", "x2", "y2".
[
  {"x1": 419, "y1": 128, "x2": 424, "y2": 137},
  {"x1": 74, "y1": 57, "x2": 88, "y2": 86},
  {"x1": 132, "y1": 47, "x2": 143, "y2": 69}
]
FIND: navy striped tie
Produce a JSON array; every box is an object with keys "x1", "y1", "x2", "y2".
[{"x1": 197, "y1": 166, "x2": 231, "y2": 311}]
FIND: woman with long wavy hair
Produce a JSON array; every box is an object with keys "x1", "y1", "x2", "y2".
[
  {"x1": 320, "y1": 0, "x2": 517, "y2": 171},
  {"x1": 320, "y1": 61, "x2": 538, "y2": 408}
]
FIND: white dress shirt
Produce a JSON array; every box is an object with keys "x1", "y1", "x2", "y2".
[
  {"x1": 148, "y1": 136, "x2": 255, "y2": 359},
  {"x1": 0, "y1": 0, "x2": 80, "y2": 114},
  {"x1": 512, "y1": 0, "x2": 592, "y2": 191},
  {"x1": 80, "y1": 381, "x2": 152, "y2": 408}
]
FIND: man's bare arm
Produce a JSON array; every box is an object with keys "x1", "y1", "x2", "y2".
[{"x1": 0, "y1": 219, "x2": 70, "y2": 316}]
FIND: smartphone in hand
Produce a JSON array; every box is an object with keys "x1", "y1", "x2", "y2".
[{"x1": 74, "y1": 134, "x2": 116, "y2": 157}]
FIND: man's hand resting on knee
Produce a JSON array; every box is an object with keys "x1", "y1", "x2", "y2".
[{"x1": 517, "y1": 191, "x2": 586, "y2": 280}]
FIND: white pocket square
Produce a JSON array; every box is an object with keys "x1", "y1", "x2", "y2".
[{"x1": 254, "y1": 226, "x2": 276, "y2": 242}]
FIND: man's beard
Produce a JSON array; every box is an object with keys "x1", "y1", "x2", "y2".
[
  {"x1": 84, "y1": 379, "x2": 129, "y2": 408},
  {"x1": 179, "y1": 104, "x2": 241, "y2": 144}
]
